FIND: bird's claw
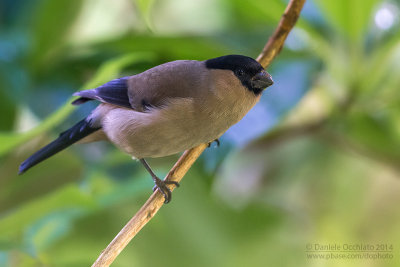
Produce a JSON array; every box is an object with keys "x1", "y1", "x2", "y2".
[
  {"x1": 152, "y1": 178, "x2": 180, "y2": 204},
  {"x1": 207, "y1": 139, "x2": 220, "y2": 148}
]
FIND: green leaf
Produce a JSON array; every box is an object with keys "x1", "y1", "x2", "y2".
[
  {"x1": 0, "y1": 52, "x2": 154, "y2": 157},
  {"x1": 0, "y1": 101, "x2": 74, "y2": 157},
  {"x1": 135, "y1": 0, "x2": 156, "y2": 32},
  {"x1": 28, "y1": 0, "x2": 84, "y2": 70},
  {"x1": 315, "y1": 0, "x2": 379, "y2": 42},
  {"x1": 0, "y1": 149, "x2": 84, "y2": 212},
  {"x1": 0, "y1": 79, "x2": 17, "y2": 131},
  {"x1": 0, "y1": 185, "x2": 96, "y2": 238},
  {"x1": 92, "y1": 35, "x2": 233, "y2": 61},
  {"x1": 82, "y1": 52, "x2": 155, "y2": 89},
  {"x1": 341, "y1": 110, "x2": 400, "y2": 160},
  {"x1": 361, "y1": 36, "x2": 400, "y2": 92},
  {"x1": 229, "y1": 0, "x2": 286, "y2": 25}
]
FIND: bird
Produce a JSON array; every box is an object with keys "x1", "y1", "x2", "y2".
[{"x1": 19, "y1": 55, "x2": 273, "y2": 203}]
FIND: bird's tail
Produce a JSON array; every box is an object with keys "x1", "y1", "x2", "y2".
[{"x1": 19, "y1": 118, "x2": 100, "y2": 174}]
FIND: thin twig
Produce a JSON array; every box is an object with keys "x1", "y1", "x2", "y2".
[
  {"x1": 92, "y1": 0, "x2": 306, "y2": 266},
  {"x1": 92, "y1": 144, "x2": 207, "y2": 266},
  {"x1": 256, "y1": 0, "x2": 306, "y2": 68}
]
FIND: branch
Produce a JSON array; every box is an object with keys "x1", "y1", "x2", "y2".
[
  {"x1": 92, "y1": 0, "x2": 306, "y2": 266},
  {"x1": 256, "y1": 0, "x2": 306, "y2": 68},
  {"x1": 91, "y1": 144, "x2": 207, "y2": 266},
  {"x1": 248, "y1": 118, "x2": 326, "y2": 151}
]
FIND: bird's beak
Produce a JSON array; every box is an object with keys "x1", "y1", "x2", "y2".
[{"x1": 251, "y1": 70, "x2": 274, "y2": 90}]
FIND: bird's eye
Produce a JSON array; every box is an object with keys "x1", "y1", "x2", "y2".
[{"x1": 237, "y1": 69, "x2": 244, "y2": 76}]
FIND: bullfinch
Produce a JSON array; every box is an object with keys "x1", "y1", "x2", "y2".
[{"x1": 19, "y1": 55, "x2": 273, "y2": 203}]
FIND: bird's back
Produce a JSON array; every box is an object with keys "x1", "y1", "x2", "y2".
[{"x1": 126, "y1": 60, "x2": 209, "y2": 110}]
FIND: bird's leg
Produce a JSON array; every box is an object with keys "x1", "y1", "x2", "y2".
[
  {"x1": 139, "y1": 158, "x2": 180, "y2": 204},
  {"x1": 207, "y1": 138, "x2": 220, "y2": 148}
]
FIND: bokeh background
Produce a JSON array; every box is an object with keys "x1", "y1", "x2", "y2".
[{"x1": 1, "y1": 0, "x2": 400, "y2": 266}]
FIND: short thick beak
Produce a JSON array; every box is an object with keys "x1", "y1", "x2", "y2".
[{"x1": 251, "y1": 70, "x2": 273, "y2": 89}]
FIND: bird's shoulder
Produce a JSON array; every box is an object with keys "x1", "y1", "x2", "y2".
[
  {"x1": 73, "y1": 59, "x2": 211, "y2": 112},
  {"x1": 126, "y1": 60, "x2": 209, "y2": 110}
]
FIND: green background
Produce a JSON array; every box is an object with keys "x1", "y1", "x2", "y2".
[{"x1": 0, "y1": 0, "x2": 400, "y2": 266}]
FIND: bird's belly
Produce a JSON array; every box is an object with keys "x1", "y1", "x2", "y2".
[
  {"x1": 129, "y1": 126, "x2": 213, "y2": 158},
  {"x1": 107, "y1": 115, "x2": 222, "y2": 158},
  {"x1": 101, "y1": 94, "x2": 255, "y2": 158},
  {"x1": 101, "y1": 102, "x2": 229, "y2": 159}
]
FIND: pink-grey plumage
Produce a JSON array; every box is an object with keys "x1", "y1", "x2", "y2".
[{"x1": 19, "y1": 55, "x2": 273, "y2": 202}]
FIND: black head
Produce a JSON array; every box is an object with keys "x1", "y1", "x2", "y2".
[{"x1": 205, "y1": 55, "x2": 273, "y2": 95}]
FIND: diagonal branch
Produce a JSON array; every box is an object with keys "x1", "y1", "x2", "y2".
[
  {"x1": 92, "y1": 0, "x2": 306, "y2": 266},
  {"x1": 256, "y1": 0, "x2": 306, "y2": 68}
]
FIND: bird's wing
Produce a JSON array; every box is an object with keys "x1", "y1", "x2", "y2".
[
  {"x1": 72, "y1": 60, "x2": 207, "y2": 111},
  {"x1": 72, "y1": 77, "x2": 132, "y2": 109},
  {"x1": 126, "y1": 60, "x2": 207, "y2": 110}
]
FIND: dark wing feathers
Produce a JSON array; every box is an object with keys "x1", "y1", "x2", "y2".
[
  {"x1": 72, "y1": 77, "x2": 132, "y2": 108},
  {"x1": 19, "y1": 119, "x2": 100, "y2": 174},
  {"x1": 20, "y1": 77, "x2": 132, "y2": 174}
]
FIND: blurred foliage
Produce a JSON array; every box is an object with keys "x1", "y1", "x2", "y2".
[{"x1": 0, "y1": 0, "x2": 400, "y2": 266}]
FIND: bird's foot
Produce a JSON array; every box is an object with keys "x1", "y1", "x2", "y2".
[
  {"x1": 207, "y1": 139, "x2": 220, "y2": 148},
  {"x1": 152, "y1": 177, "x2": 180, "y2": 204}
]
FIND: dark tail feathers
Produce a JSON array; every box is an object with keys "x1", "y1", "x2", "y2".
[{"x1": 19, "y1": 119, "x2": 100, "y2": 174}]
